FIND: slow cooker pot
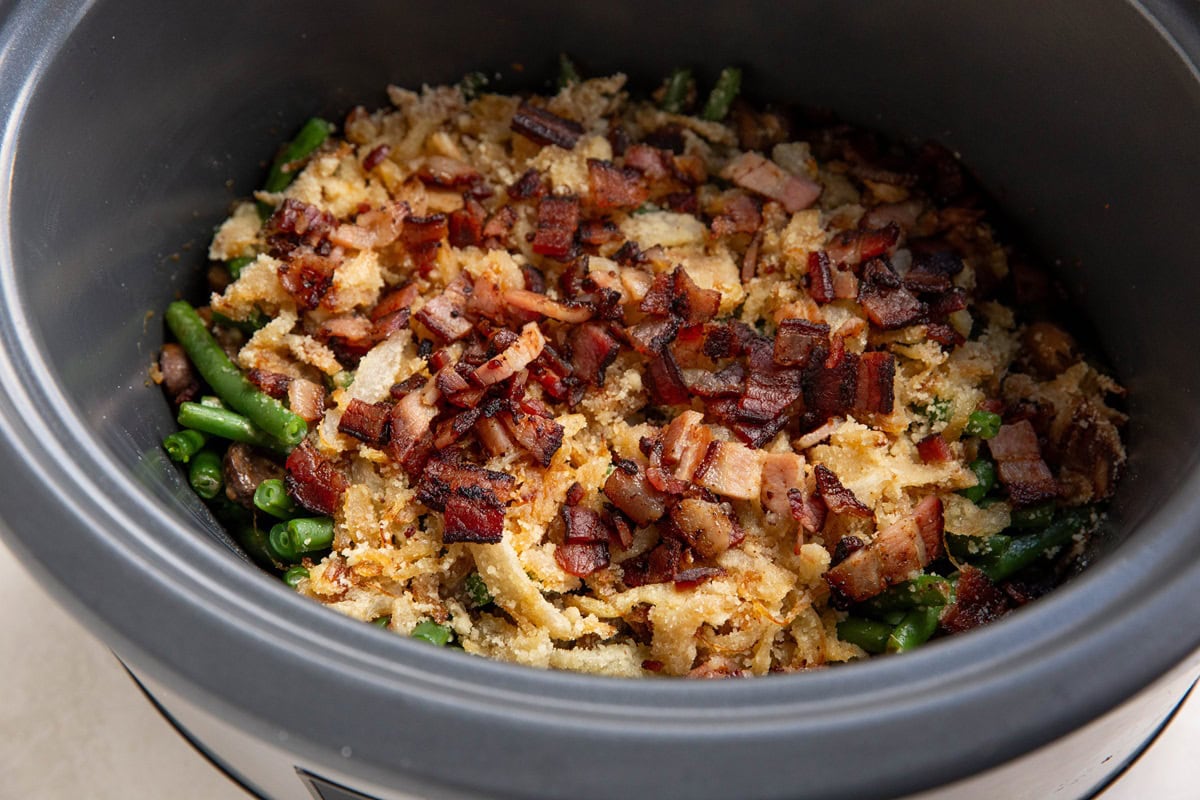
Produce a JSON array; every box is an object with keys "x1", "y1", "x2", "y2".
[{"x1": 1, "y1": 1, "x2": 1199, "y2": 798}]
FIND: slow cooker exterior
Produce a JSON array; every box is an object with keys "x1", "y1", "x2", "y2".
[{"x1": 1, "y1": 2, "x2": 1199, "y2": 798}]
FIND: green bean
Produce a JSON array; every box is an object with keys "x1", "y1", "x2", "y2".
[
  {"x1": 860, "y1": 574, "x2": 953, "y2": 617},
  {"x1": 254, "y1": 478, "x2": 298, "y2": 520},
  {"x1": 210, "y1": 310, "x2": 268, "y2": 335},
  {"x1": 199, "y1": 395, "x2": 225, "y2": 409},
  {"x1": 268, "y1": 522, "x2": 298, "y2": 562},
  {"x1": 886, "y1": 606, "x2": 942, "y2": 653},
  {"x1": 227, "y1": 255, "x2": 255, "y2": 280},
  {"x1": 263, "y1": 117, "x2": 335, "y2": 195},
  {"x1": 188, "y1": 450, "x2": 224, "y2": 500},
  {"x1": 411, "y1": 620, "x2": 454, "y2": 647},
  {"x1": 372, "y1": 615, "x2": 392, "y2": 629},
  {"x1": 177, "y1": 402, "x2": 287, "y2": 451},
  {"x1": 286, "y1": 516, "x2": 335, "y2": 553},
  {"x1": 1010, "y1": 502, "x2": 1055, "y2": 529},
  {"x1": 283, "y1": 565, "x2": 309, "y2": 588},
  {"x1": 701, "y1": 67, "x2": 742, "y2": 121},
  {"x1": 948, "y1": 509, "x2": 1091, "y2": 583},
  {"x1": 837, "y1": 617, "x2": 892, "y2": 654},
  {"x1": 557, "y1": 53, "x2": 581, "y2": 88},
  {"x1": 965, "y1": 410, "x2": 1002, "y2": 439},
  {"x1": 660, "y1": 68, "x2": 693, "y2": 113},
  {"x1": 163, "y1": 429, "x2": 206, "y2": 463},
  {"x1": 465, "y1": 572, "x2": 492, "y2": 607},
  {"x1": 165, "y1": 301, "x2": 307, "y2": 446},
  {"x1": 958, "y1": 458, "x2": 996, "y2": 504},
  {"x1": 233, "y1": 522, "x2": 281, "y2": 570}
]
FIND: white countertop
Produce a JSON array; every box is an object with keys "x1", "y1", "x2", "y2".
[{"x1": 0, "y1": 536, "x2": 1196, "y2": 800}]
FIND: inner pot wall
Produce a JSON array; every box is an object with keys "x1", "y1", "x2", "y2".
[{"x1": 0, "y1": 1, "x2": 1199, "y2": 799}]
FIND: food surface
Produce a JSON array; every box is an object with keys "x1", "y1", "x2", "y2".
[{"x1": 156, "y1": 65, "x2": 1127, "y2": 677}]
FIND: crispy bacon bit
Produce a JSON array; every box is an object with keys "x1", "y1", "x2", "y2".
[
  {"x1": 471, "y1": 322, "x2": 546, "y2": 387},
  {"x1": 157, "y1": 343, "x2": 200, "y2": 405},
  {"x1": 854, "y1": 352, "x2": 896, "y2": 415},
  {"x1": 807, "y1": 251, "x2": 835, "y2": 304},
  {"x1": 858, "y1": 259, "x2": 926, "y2": 330},
  {"x1": 917, "y1": 434, "x2": 954, "y2": 463},
  {"x1": 448, "y1": 196, "x2": 487, "y2": 248},
  {"x1": 416, "y1": 451, "x2": 515, "y2": 511},
  {"x1": 661, "y1": 410, "x2": 713, "y2": 481},
  {"x1": 903, "y1": 250, "x2": 963, "y2": 293},
  {"x1": 644, "y1": 347, "x2": 690, "y2": 405},
  {"x1": 386, "y1": 379, "x2": 441, "y2": 470},
  {"x1": 640, "y1": 266, "x2": 720, "y2": 326},
  {"x1": 603, "y1": 460, "x2": 668, "y2": 526},
  {"x1": 831, "y1": 266, "x2": 859, "y2": 300},
  {"x1": 588, "y1": 159, "x2": 649, "y2": 209},
  {"x1": 738, "y1": 336, "x2": 804, "y2": 425},
  {"x1": 773, "y1": 319, "x2": 829, "y2": 368},
  {"x1": 710, "y1": 192, "x2": 763, "y2": 237},
  {"x1": 332, "y1": 201, "x2": 408, "y2": 251},
  {"x1": 444, "y1": 489, "x2": 506, "y2": 544},
  {"x1": 531, "y1": 195, "x2": 581, "y2": 259},
  {"x1": 555, "y1": 541, "x2": 610, "y2": 576},
  {"x1": 401, "y1": 214, "x2": 449, "y2": 268},
  {"x1": 824, "y1": 495, "x2": 944, "y2": 602},
  {"x1": 319, "y1": 315, "x2": 376, "y2": 361},
  {"x1": 288, "y1": 378, "x2": 326, "y2": 423},
  {"x1": 418, "y1": 155, "x2": 483, "y2": 189},
  {"x1": 813, "y1": 464, "x2": 871, "y2": 518},
  {"x1": 277, "y1": 250, "x2": 338, "y2": 310},
  {"x1": 673, "y1": 566, "x2": 727, "y2": 589},
  {"x1": 503, "y1": 288, "x2": 593, "y2": 323},
  {"x1": 622, "y1": 538, "x2": 683, "y2": 588},
  {"x1": 670, "y1": 498, "x2": 739, "y2": 559},
  {"x1": 720, "y1": 152, "x2": 821, "y2": 213},
  {"x1": 562, "y1": 505, "x2": 610, "y2": 543},
  {"x1": 623, "y1": 144, "x2": 673, "y2": 181},
  {"x1": 338, "y1": 398, "x2": 391, "y2": 446},
  {"x1": 568, "y1": 322, "x2": 621, "y2": 386},
  {"x1": 760, "y1": 452, "x2": 804, "y2": 517},
  {"x1": 362, "y1": 144, "x2": 391, "y2": 171},
  {"x1": 989, "y1": 420, "x2": 1058, "y2": 506},
  {"x1": 511, "y1": 101, "x2": 584, "y2": 149},
  {"x1": 787, "y1": 487, "x2": 827, "y2": 536},
  {"x1": 474, "y1": 414, "x2": 517, "y2": 457},
  {"x1": 285, "y1": 440, "x2": 349, "y2": 516},
  {"x1": 693, "y1": 441, "x2": 764, "y2": 501},
  {"x1": 803, "y1": 347, "x2": 859, "y2": 422},
  {"x1": 939, "y1": 565, "x2": 1012, "y2": 634},
  {"x1": 926, "y1": 323, "x2": 964, "y2": 347},
  {"x1": 414, "y1": 274, "x2": 473, "y2": 342},
  {"x1": 480, "y1": 205, "x2": 518, "y2": 250},
  {"x1": 826, "y1": 222, "x2": 900, "y2": 267},
  {"x1": 266, "y1": 199, "x2": 337, "y2": 256},
  {"x1": 371, "y1": 283, "x2": 420, "y2": 322},
  {"x1": 500, "y1": 409, "x2": 564, "y2": 467},
  {"x1": 684, "y1": 363, "x2": 745, "y2": 398}
]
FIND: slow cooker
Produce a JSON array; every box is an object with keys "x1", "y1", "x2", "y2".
[{"x1": 1, "y1": 1, "x2": 1199, "y2": 798}]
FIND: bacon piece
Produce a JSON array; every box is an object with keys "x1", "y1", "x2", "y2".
[
  {"x1": 385, "y1": 379, "x2": 441, "y2": 470},
  {"x1": 622, "y1": 538, "x2": 683, "y2": 588},
  {"x1": 917, "y1": 434, "x2": 954, "y2": 463},
  {"x1": 858, "y1": 259, "x2": 926, "y2": 330},
  {"x1": 555, "y1": 541, "x2": 610, "y2": 577},
  {"x1": 826, "y1": 223, "x2": 901, "y2": 267},
  {"x1": 720, "y1": 152, "x2": 821, "y2": 213},
  {"x1": 670, "y1": 498, "x2": 739, "y2": 559},
  {"x1": 319, "y1": 315, "x2": 376, "y2": 360},
  {"x1": 684, "y1": 363, "x2": 745, "y2": 398},
  {"x1": 824, "y1": 495, "x2": 944, "y2": 602},
  {"x1": 710, "y1": 192, "x2": 763, "y2": 236},
  {"x1": 989, "y1": 420, "x2": 1058, "y2": 506},
  {"x1": 416, "y1": 451, "x2": 515, "y2": 512},
  {"x1": 773, "y1": 319, "x2": 829, "y2": 368},
  {"x1": 862, "y1": 200, "x2": 924, "y2": 234},
  {"x1": 662, "y1": 410, "x2": 713, "y2": 482},
  {"x1": 370, "y1": 283, "x2": 420, "y2": 322},
  {"x1": 285, "y1": 440, "x2": 348, "y2": 516},
  {"x1": 414, "y1": 274, "x2": 473, "y2": 342},
  {"x1": 940, "y1": 565, "x2": 1012, "y2": 634},
  {"x1": 738, "y1": 336, "x2": 804, "y2": 424},
  {"x1": 588, "y1": 159, "x2": 648, "y2": 209},
  {"x1": 474, "y1": 414, "x2": 517, "y2": 457},
  {"x1": 639, "y1": 266, "x2": 721, "y2": 326},
  {"x1": 831, "y1": 267, "x2": 859, "y2": 300},
  {"x1": 623, "y1": 144, "x2": 674, "y2": 181},
  {"x1": 531, "y1": 195, "x2": 580, "y2": 259},
  {"x1": 480, "y1": 205, "x2": 518, "y2": 249},
  {"x1": 401, "y1": 214, "x2": 449, "y2": 269},
  {"x1": 418, "y1": 155, "x2": 483, "y2": 189},
  {"x1": 265, "y1": 199, "x2": 337, "y2": 256},
  {"x1": 444, "y1": 488, "x2": 506, "y2": 544},
  {"x1": 158, "y1": 343, "x2": 200, "y2": 405},
  {"x1": 568, "y1": 322, "x2": 621, "y2": 386},
  {"x1": 693, "y1": 441, "x2": 764, "y2": 501},
  {"x1": 904, "y1": 250, "x2": 964, "y2": 293},
  {"x1": 362, "y1": 143, "x2": 391, "y2": 171},
  {"x1": 332, "y1": 201, "x2": 408, "y2": 250},
  {"x1": 500, "y1": 409, "x2": 564, "y2": 467},
  {"x1": 245, "y1": 368, "x2": 292, "y2": 400},
  {"x1": 814, "y1": 464, "x2": 871, "y2": 518},
  {"x1": 448, "y1": 196, "x2": 487, "y2": 248},
  {"x1": 338, "y1": 398, "x2": 391, "y2": 446},
  {"x1": 277, "y1": 250, "x2": 338, "y2": 310},
  {"x1": 926, "y1": 322, "x2": 964, "y2": 347},
  {"x1": 802, "y1": 347, "x2": 859, "y2": 422},
  {"x1": 471, "y1": 322, "x2": 545, "y2": 387},
  {"x1": 760, "y1": 452, "x2": 804, "y2": 517},
  {"x1": 604, "y1": 459, "x2": 668, "y2": 526},
  {"x1": 511, "y1": 101, "x2": 584, "y2": 150},
  {"x1": 288, "y1": 378, "x2": 327, "y2": 423},
  {"x1": 854, "y1": 352, "x2": 895, "y2": 414},
  {"x1": 644, "y1": 347, "x2": 690, "y2": 405},
  {"x1": 674, "y1": 567, "x2": 728, "y2": 589},
  {"x1": 787, "y1": 487, "x2": 827, "y2": 536},
  {"x1": 807, "y1": 251, "x2": 835, "y2": 304},
  {"x1": 503, "y1": 288, "x2": 593, "y2": 323},
  {"x1": 562, "y1": 505, "x2": 612, "y2": 543}
]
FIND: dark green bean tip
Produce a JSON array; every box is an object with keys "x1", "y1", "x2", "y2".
[
  {"x1": 163, "y1": 429, "x2": 206, "y2": 463},
  {"x1": 188, "y1": 450, "x2": 224, "y2": 500},
  {"x1": 286, "y1": 516, "x2": 335, "y2": 554},
  {"x1": 958, "y1": 458, "x2": 997, "y2": 504},
  {"x1": 886, "y1": 606, "x2": 942, "y2": 653},
  {"x1": 660, "y1": 67, "x2": 693, "y2": 114},
  {"x1": 557, "y1": 53, "x2": 580, "y2": 89},
  {"x1": 465, "y1": 572, "x2": 492, "y2": 607},
  {"x1": 965, "y1": 410, "x2": 1002, "y2": 439},
  {"x1": 837, "y1": 616, "x2": 892, "y2": 655},
  {"x1": 227, "y1": 255, "x2": 255, "y2": 280},
  {"x1": 254, "y1": 478, "x2": 298, "y2": 520},
  {"x1": 411, "y1": 620, "x2": 454, "y2": 647},
  {"x1": 701, "y1": 66, "x2": 742, "y2": 121},
  {"x1": 283, "y1": 565, "x2": 309, "y2": 588},
  {"x1": 372, "y1": 615, "x2": 392, "y2": 629},
  {"x1": 263, "y1": 117, "x2": 335, "y2": 195}
]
